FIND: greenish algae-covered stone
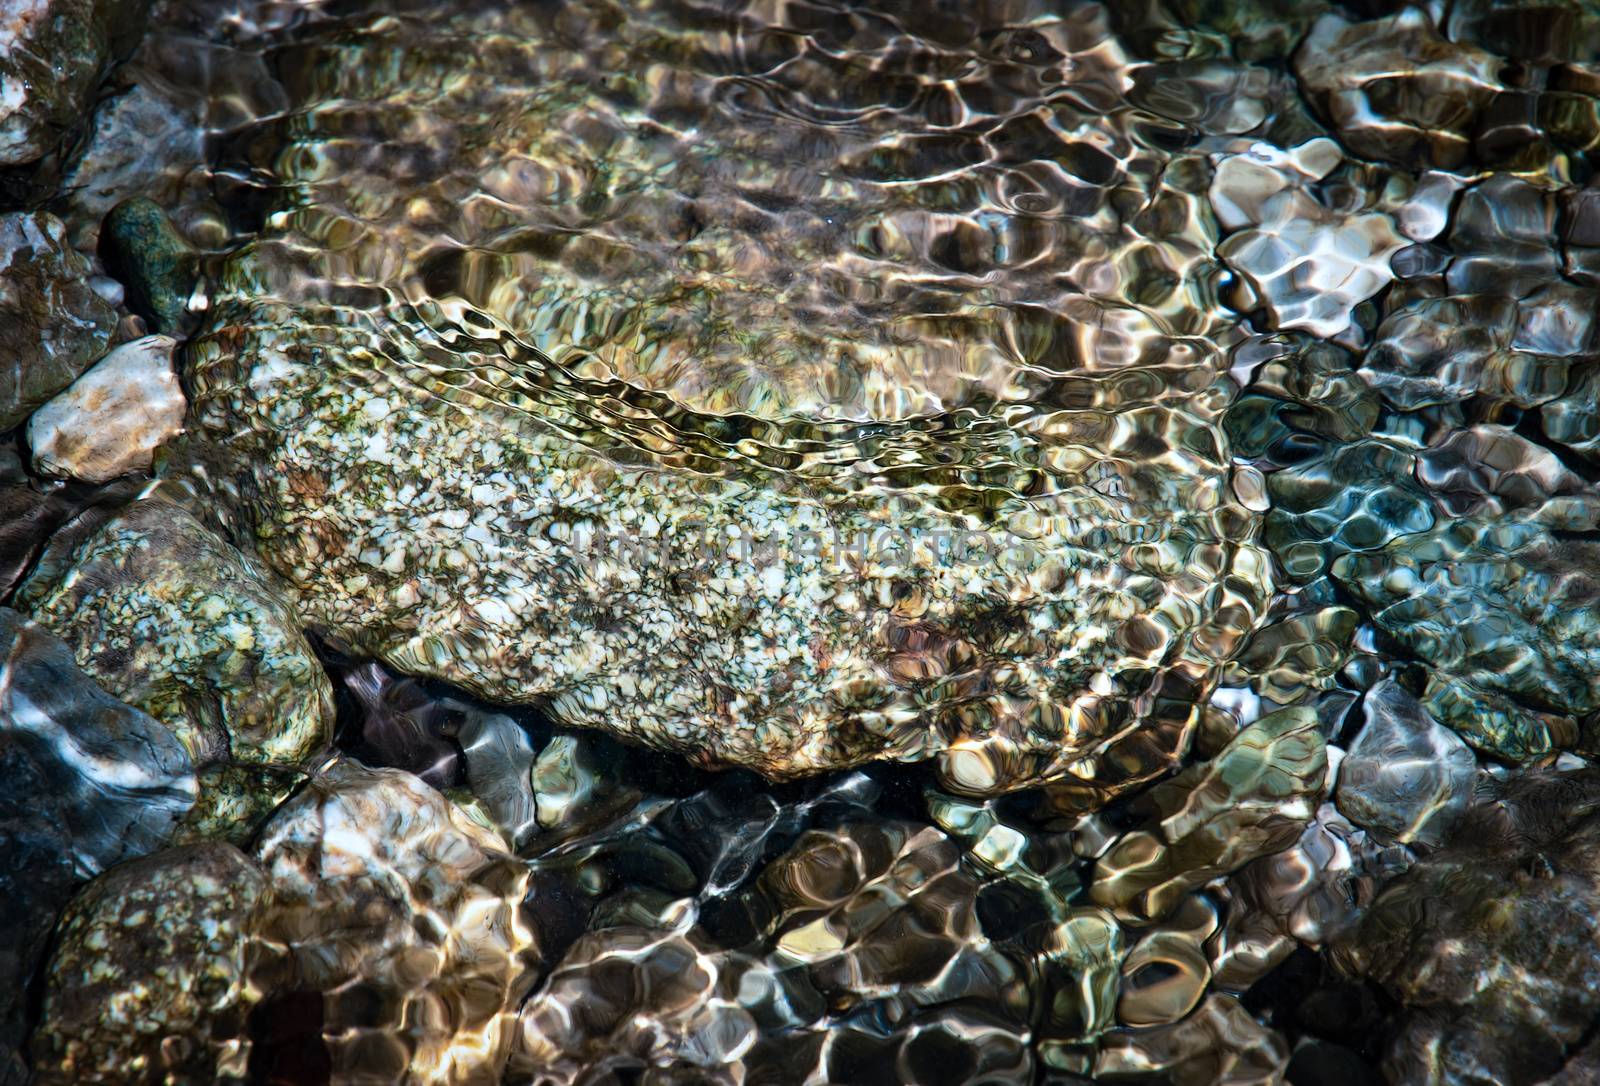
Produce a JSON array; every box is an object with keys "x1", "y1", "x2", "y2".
[
  {"x1": 99, "y1": 197, "x2": 196, "y2": 334},
  {"x1": 14, "y1": 495, "x2": 333, "y2": 839}
]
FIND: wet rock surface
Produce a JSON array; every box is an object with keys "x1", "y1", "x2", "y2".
[
  {"x1": 0, "y1": 607, "x2": 195, "y2": 1071},
  {"x1": 181, "y1": 0, "x2": 1275, "y2": 801},
  {"x1": 31, "y1": 843, "x2": 265, "y2": 1085},
  {"x1": 1335, "y1": 680, "x2": 1476, "y2": 847},
  {"x1": 99, "y1": 198, "x2": 195, "y2": 334},
  {"x1": 0, "y1": 0, "x2": 144, "y2": 166},
  {"x1": 251, "y1": 761, "x2": 537, "y2": 1084},
  {"x1": 12, "y1": 0, "x2": 1600, "y2": 1082},
  {"x1": 14, "y1": 495, "x2": 333, "y2": 838},
  {"x1": 26, "y1": 333, "x2": 185, "y2": 482},
  {"x1": 1336, "y1": 770, "x2": 1600, "y2": 1086},
  {"x1": 0, "y1": 211, "x2": 117, "y2": 431}
]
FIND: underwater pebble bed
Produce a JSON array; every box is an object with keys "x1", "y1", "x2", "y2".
[{"x1": 5, "y1": 0, "x2": 1600, "y2": 1083}]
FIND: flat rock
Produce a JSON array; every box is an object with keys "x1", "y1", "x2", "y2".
[
  {"x1": 28, "y1": 334, "x2": 185, "y2": 482},
  {"x1": 0, "y1": 211, "x2": 117, "y2": 430}
]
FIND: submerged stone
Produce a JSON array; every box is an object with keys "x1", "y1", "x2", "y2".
[
  {"x1": 0, "y1": 211, "x2": 117, "y2": 431},
  {"x1": 0, "y1": 0, "x2": 145, "y2": 165},
  {"x1": 0, "y1": 608, "x2": 195, "y2": 1068},
  {"x1": 30, "y1": 843, "x2": 266, "y2": 1086},
  {"x1": 57, "y1": 28, "x2": 289, "y2": 239},
  {"x1": 1211, "y1": 140, "x2": 1406, "y2": 339},
  {"x1": 27, "y1": 334, "x2": 186, "y2": 483},
  {"x1": 0, "y1": 476, "x2": 139, "y2": 602},
  {"x1": 99, "y1": 198, "x2": 197, "y2": 335},
  {"x1": 1095, "y1": 994, "x2": 1289, "y2": 1085},
  {"x1": 14, "y1": 496, "x2": 333, "y2": 837},
  {"x1": 1336, "y1": 769, "x2": 1600, "y2": 1085},
  {"x1": 1090, "y1": 707, "x2": 1327, "y2": 921},
  {"x1": 1294, "y1": 9, "x2": 1504, "y2": 170},
  {"x1": 253, "y1": 761, "x2": 538, "y2": 1084},
  {"x1": 458, "y1": 709, "x2": 538, "y2": 848},
  {"x1": 513, "y1": 817, "x2": 1031, "y2": 1083},
  {"x1": 1335, "y1": 680, "x2": 1477, "y2": 847},
  {"x1": 1333, "y1": 518, "x2": 1598, "y2": 761},
  {"x1": 180, "y1": 0, "x2": 1274, "y2": 800}
]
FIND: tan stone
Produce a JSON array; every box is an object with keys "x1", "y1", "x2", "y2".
[{"x1": 28, "y1": 334, "x2": 185, "y2": 483}]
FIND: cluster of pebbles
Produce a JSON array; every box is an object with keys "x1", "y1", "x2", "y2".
[{"x1": 6, "y1": 0, "x2": 1600, "y2": 1083}]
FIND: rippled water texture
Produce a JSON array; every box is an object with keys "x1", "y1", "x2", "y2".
[
  {"x1": 185, "y1": 0, "x2": 1278, "y2": 801},
  {"x1": 15, "y1": 0, "x2": 1600, "y2": 1081}
]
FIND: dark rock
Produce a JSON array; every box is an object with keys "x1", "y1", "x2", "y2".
[
  {"x1": 0, "y1": 476, "x2": 140, "y2": 603},
  {"x1": 1286, "y1": 1040, "x2": 1383, "y2": 1086},
  {"x1": 30, "y1": 844, "x2": 266, "y2": 1085},
  {"x1": 1335, "y1": 680, "x2": 1477, "y2": 847},
  {"x1": 55, "y1": 27, "x2": 289, "y2": 247},
  {"x1": 0, "y1": 0, "x2": 147, "y2": 166},
  {"x1": 1294, "y1": 8, "x2": 1503, "y2": 170},
  {"x1": 1335, "y1": 769, "x2": 1600, "y2": 1086},
  {"x1": 0, "y1": 607, "x2": 195, "y2": 1068},
  {"x1": 0, "y1": 211, "x2": 117, "y2": 430},
  {"x1": 99, "y1": 197, "x2": 196, "y2": 334},
  {"x1": 337, "y1": 660, "x2": 462, "y2": 789}
]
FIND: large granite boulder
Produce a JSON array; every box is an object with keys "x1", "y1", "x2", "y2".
[{"x1": 180, "y1": 0, "x2": 1274, "y2": 801}]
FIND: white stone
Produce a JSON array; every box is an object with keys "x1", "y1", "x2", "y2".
[{"x1": 27, "y1": 335, "x2": 186, "y2": 483}]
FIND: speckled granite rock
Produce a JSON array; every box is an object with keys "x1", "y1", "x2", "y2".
[
  {"x1": 27, "y1": 334, "x2": 186, "y2": 482},
  {"x1": 30, "y1": 843, "x2": 266, "y2": 1086},
  {"x1": 15, "y1": 496, "x2": 333, "y2": 837},
  {"x1": 0, "y1": 0, "x2": 146, "y2": 165},
  {"x1": 176, "y1": 3, "x2": 1280, "y2": 800},
  {"x1": 0, "y1": 211, "x2": 117, "y2": 430},
  {"x1": 0, "y1": 607, "x2": 195, "y2": 1072}
]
